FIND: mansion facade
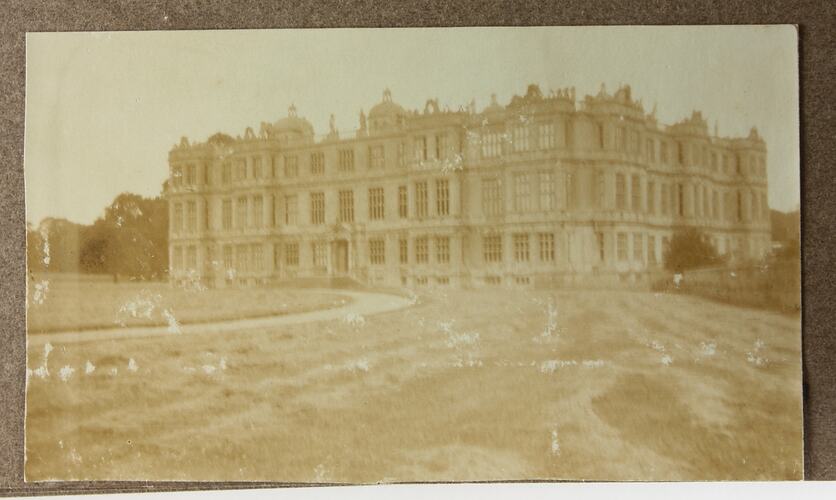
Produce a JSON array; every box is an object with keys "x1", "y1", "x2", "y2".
[{"x1": 165, "y1": 84, "x2": 770, "y2": 288}]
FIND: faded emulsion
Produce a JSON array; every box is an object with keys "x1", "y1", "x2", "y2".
[{"x1": 23, "y1": 27, "x2": 801, "y2": 483}]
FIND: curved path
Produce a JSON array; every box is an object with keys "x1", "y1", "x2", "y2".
[{"x1": 28, "y1": 289, "x2": 414, "y2": 346}]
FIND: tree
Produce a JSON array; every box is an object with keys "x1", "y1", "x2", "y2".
[
  {"x1": 663, "y1": 227, "x2": 724, "y2": 272},
  {"x1": 27, "y1": 218, "x2": 84, "y2": 273},
  {"x1": 29, "y1": 192, "x2": 169, "y2": 280}
]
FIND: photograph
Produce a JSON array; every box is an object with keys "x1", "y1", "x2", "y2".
[{"x1": 23, "y1": 26, "x2": 801, "y2": 482}]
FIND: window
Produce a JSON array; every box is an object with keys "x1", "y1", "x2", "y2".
[
  {"x1": 369, "y1": 187, "x2": 385, "y2": 220},
  {"x1": 617, "y1": 233, "x2": 628, "y2": 261},
  {"x1": 513, "y1": 233, "x2": 530, "y2": 262},
  {"x1": 284, "y1": 195, "x2": 298, "y2": 225},
  {"x1": 173, "y1": 202, "x2": 183, "y2": 233},
  {"x1": 203, "y1": 199, "x2": 211, "y2": 230},
  {"x1": 172, "y1": 166, "x2": 183, "y2": 188},
  {"x1": 253, "y1": 157, "x2": 262, "y2": 179},
  {"x1": 222, "y1": 162, "x2": 232, "y2": 184},
  {"x1": 251, "y1": 244, "x2": 263, "y2": 272},
  {"x1": 482, "y1": 178, "x2": 503, "y2": 216},
  {"x1": 436, "y1": 179, "x2": 450, "y2": 216},
  {"x1": 284, "y1": 155, "x2": 298, "y2": 178},
  {"x1": 397, "y1": 142, "x2": 406, "y2": 167},
  {"x1": 595, "y1": 170, "x2": 606, "y2": 209},
  {"x1": 539, "y1": 123, "x2": 555, "y2": 149},
  {"x1": 235, "y1": 159, "x2": 247, "y2": 181},
  {"x1": 712, "y1": 191, "x2": 719, "y2": 220},
  {"x1": 737, "y1": 190, "x2": 743, "y2": 221},
  {"x1": 172, "y1": 246, "x2": 183, "y2": 270},
  {"x1": 648, "y1": 235, "x2": 657, "y2": 264},
  {"x1": 310, "y1": 192, "x2": 325, "y2": 225},
  {"x1": 415, "y1": 136, "x2": 427, "y2": 161},
  {"x1": 236, "y1": 197, "x2": 247, "y2": 230},
  {"x1": 399, "y1": 238, "x2": 408, "y2": 264},
  {"x1": 222, "y1": 199, "x2": 232, "y2": 230},
  {"x1": 646, "y1": 139, "x2": 656, "y2": 162},
  {"x1": 514, "y1": 276, "x2": 531, "y2": 286},
  {"x1": 481, "y1": 131, "x2": 502, "y2": 158},
  {"x1": 513, "y1": 173, "x2": 532, "y2": 213},
  {"x1": 483, "y1": 234, "x2": 503, "y2": 263},
  {"x1": 186, "y1": 201, "x2": 197, "y2": 232},
  {"x1": 312, "y1": 242, "x2": 327, "y2": 268},
  {"x1": 415, "y1": 181, "x2": 428, "y2": 218},
  {"x1": 310, "y1": 152, "x2": 325, "y2": 175},
  {"x1": 415, "y1": 236, "x2": 429, "y2": 264},
  {"x1": 647, "y1": 181, "x2": 655, "y2": 214},
  {"x1": 660, "y1": 142, "x2": 669, "y2": 164},
  {"x1": 369, "y1": 145, "x2": 384, "y2": 168},
  {"x1": 677, "y1": 142, "x2": 686, "y2": 165},
  {"x1": 435, "y1": 134, "x2": 447, "y2": 160},
  {"x1": 660, "y1": 184, "x2": 669, "y2": 215},
  {"x1": 236, "y1": 244, "x2": 250, "y2": 273},
  {"x1": 186, "y1": 245, "x2": 197, "y2": 270},
  {"x1": 252, "y1": 195, "x2": 263, "y2": 228},
  {"x1": 703, "y1": 186, "x2": 710, "y2": 218},
  {"x1": 512, "y1": 125, "x2": 530, "y2": 152},
  {"x1": 677, "y1": 184, "x2": 685, "y2": 216},
  {"x1": 338, "y1": 149, "x2": 355, "y2": 172},
  {"x1": 711, "y1": 152, "x2": 718, "y2": 171},
  {"x1": 631, "y1": 175, "x2": 641, "y2": 212},
  {"x1": 596, "y1": 123, "x2": 605, "y2": 149},
  {"x1": 285, "y1": 242, "x2": 299, "y2": 266},
  {"x1": 223, "y1": 245, "x2": 233, "y2": 271},
  {"x1": 539, "y1": 171, "x2": 556, "y2": 211},
  {"x1": 615, "y1": 126, "x2": 626, "y2": 152},
  {"x1": 338, "y1": 190, "x2": 354, "y2": 223},
  {"x1": 615, "y1": 173, "x2": 626, "y2": 210},
  {"x1": 398, "y1": 186, "x2": 408, "y2": 218},
  {"x1": 369, "y1": 239, "x2": 385, "y2": 265},
  {"x1": 436, "y1": 236, "x2": 450, "y2": 264},
  {"x1": 633, "y1": 233, "x2": 643, "y2": 261},
  {"x1": 539, "y1": 233, "x2": 555, "y2": 262},
  {"x1": 565, "y1": 172, "x2": 576, "y2": 210},
  {"x1": 186, "y1": 164, "x2": 196, "y2": 185}
]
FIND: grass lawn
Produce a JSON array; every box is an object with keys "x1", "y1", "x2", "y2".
[
  {"x1": 26, "y1": 277, "x2": 349, "y2": 332},
  {"x1": 24, "y1": 287, "x2": 802, "y2": 482}
]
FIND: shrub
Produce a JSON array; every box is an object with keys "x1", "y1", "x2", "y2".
[{"x1": 663, "y1": 227, "x2": 725, "y2": 272}]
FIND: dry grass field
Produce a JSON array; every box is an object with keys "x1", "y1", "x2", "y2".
[
  {"x1": 24, "y1": 286, "x2": 802, "y2": 482},
  {"x1": 26, "y1": 276, "x2": 348, "y2": 332}
]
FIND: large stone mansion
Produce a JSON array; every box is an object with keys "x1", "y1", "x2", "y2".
[{"x1": 165, "y1": 84, "x2": 770, "y2": 288}]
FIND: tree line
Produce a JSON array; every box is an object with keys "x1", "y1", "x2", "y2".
[{"x1": 27, "y1": 193, "x2": 169, "y2": 280}]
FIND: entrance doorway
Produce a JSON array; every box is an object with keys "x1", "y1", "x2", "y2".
[{"x1": 334, "y1": 240, "x2": 349, "y2": 275}]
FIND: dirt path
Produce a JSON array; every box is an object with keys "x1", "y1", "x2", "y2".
[{"x1": 27, "y1": 289, "x2": 413, "y2": 346}]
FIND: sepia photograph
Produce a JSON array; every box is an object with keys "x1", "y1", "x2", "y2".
[{"x1": 23, "y1": 26, "x2": 801, "y2": 482}]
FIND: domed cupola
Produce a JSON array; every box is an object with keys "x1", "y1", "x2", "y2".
[
  {"x1": 482, "y1": 93, "x2": 505, "y2": 115},
  {"x1": 368, "y1": 88, "x2": 406, "y2": 134},
  {"x1": 268, "y1": 104, "x2": 315, "y2": 144}
]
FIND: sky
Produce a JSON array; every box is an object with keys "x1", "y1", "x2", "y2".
[{"x1": 24, "y1": 26, "x2": 799, "y2": 225}]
